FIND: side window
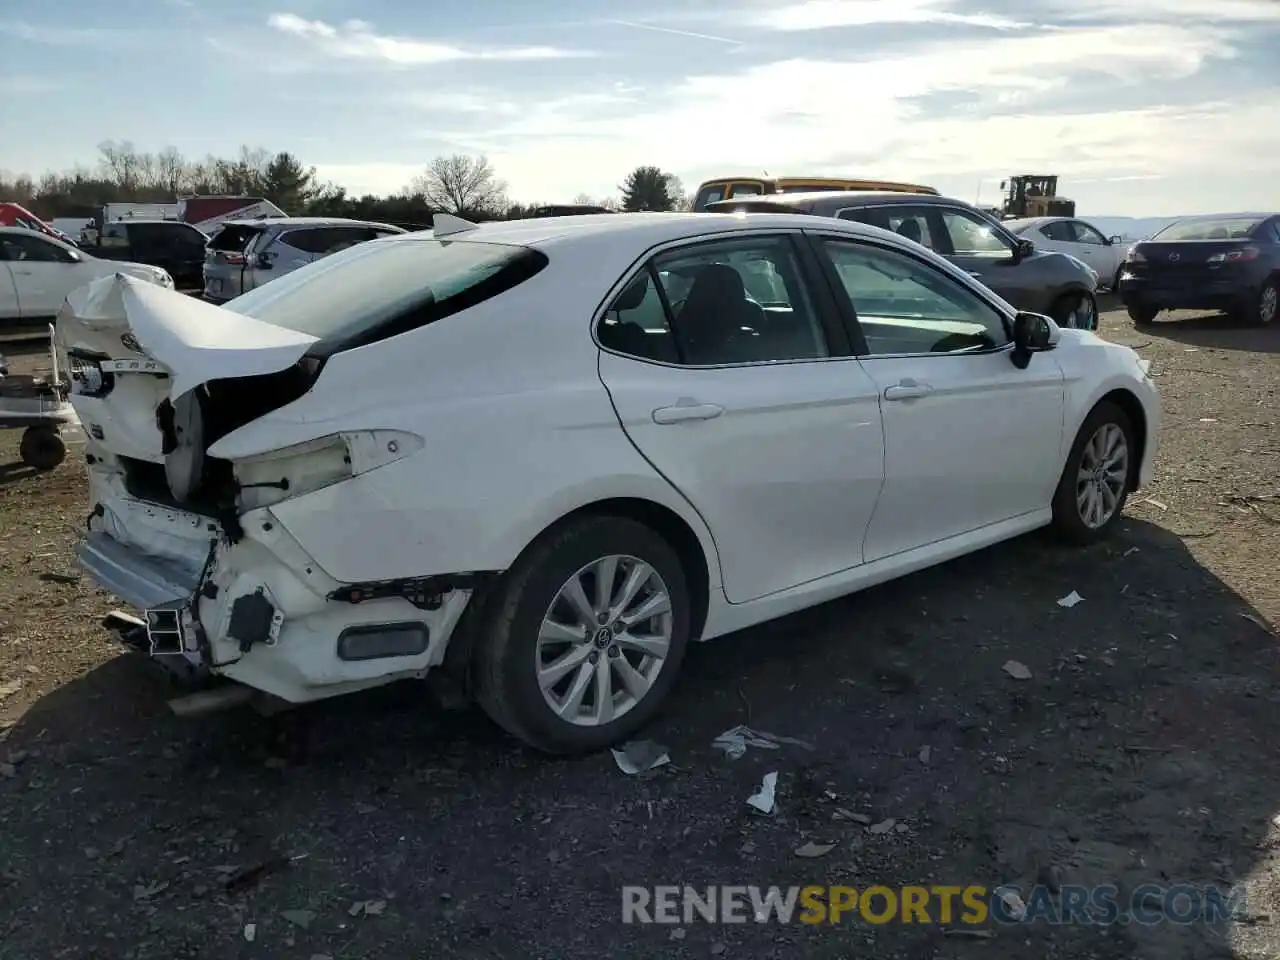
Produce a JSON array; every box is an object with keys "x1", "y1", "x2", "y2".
[
  {"x1": 936, "y1": 208, "x2": 1015, "y2": 258},
  {"x1": 598, "y1": 237, "x2": 828, "y2": 366},
  {"x1": 728, "y1": 183, "x2": 764, "y2": 198},
  {"x1": 838, "y1": 206, "x2": 937, "y2": 251},
  {"x1": 1042, "y1": 221, "x2": 1075, "y2": 242},
  {"x1": 277, "y1": 228, "x2": 333, "y2": 255},
  {"x1": 1270, "y1": 221, "x2": 1280, "y2": 243},
  {"x1": 693, "y1": 184, "x2": 727, "y2": 210},
  {"x1": 0, "y1": 233, "x2": 73, "y2": 263},
  {"x1": 818, "y1": 238, "x2": 1010, "y2": 356},
  {"x1": 1072, "y1": 222, "x2": 1106, "y2": 245}
]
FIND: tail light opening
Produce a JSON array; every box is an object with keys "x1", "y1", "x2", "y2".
[{"x1": 1207, "y1": 247, "x2": 1259, "y2": 264}]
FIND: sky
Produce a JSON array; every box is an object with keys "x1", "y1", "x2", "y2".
[{"x1": 2, "y1": 0, "x2": 1279, "y2": 216}]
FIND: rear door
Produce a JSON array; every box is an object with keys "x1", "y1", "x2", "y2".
[
  {"x1": 596, "y1": 231, "x2": 885, "y2": 604},
  {"x1": 204, "y1": 223, "x2": 264, "y2": 300},
  {"x1": 0, "y1": 231, "x2": 91, "y2": 316}
]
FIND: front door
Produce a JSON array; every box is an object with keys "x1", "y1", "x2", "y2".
[
  {"x1": 596, "y1": 231, "x2": 885, "y2": 603},
  {"x1": 809, "y1": 232, "x2": 1066, "y2": 562},
  {"x1": 925, "y1": 205, "x2": 1038, "y2": 310}
]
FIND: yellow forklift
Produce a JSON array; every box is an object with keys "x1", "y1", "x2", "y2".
[{"x1": 1001, "y1": 175, "x2": 1076, "y2": 218}]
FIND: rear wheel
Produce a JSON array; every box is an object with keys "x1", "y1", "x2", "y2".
[
  {"x1": 1050, "y1": 291, "x2": 1098, "y2": 330},
  {"x1": 1051, "y1": 401, "x2": 1134, "y2": 544},
  {"x1": 1127, "y1": 303, "x2": 1158, "y2": 326},
  {"x1": 474, "y1": 515, "x2": 691, "y2": 755},
  {"x1": 19, "y1": 426, "x2": 66, "y2": 471},
  {"x1": 1251, "y1": 279, "x2": 1278, "y2": 327}
]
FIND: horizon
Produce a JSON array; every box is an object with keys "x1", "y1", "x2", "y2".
[{"x1": 3, "y1": 0, "x2": 1279, "y2": 217}]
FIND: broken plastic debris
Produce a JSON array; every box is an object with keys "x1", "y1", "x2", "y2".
[
  {"x1": 918, "y1": 746, "x2": 932, "y2": 764},
  {"x1": 132, "y1": 880, "x2": 169, "y2": 901},
  {"x1": 713, "y1": 725, "x2": 814, "y2": 760},
  {"x1": 611, "y1": 740, "x2": 670, "y2": 775},
  {"x1": 281, "y1": 910, "x2": 316, "y2": 929},
  {"x1": 1138, "y1": 497, "x2": 1168, "y2": 511},
  {"x1": 349, "y1": 899, "x2": 387, "y2": 917},
  {"x1": 243, "y1": 923, "x2": 256, "y2": 943},
  {"x1": 994, "y1": 885, "x2": 1027, "y2": 920},
  {"x1": 868, "y1": 818, "x2": 896, "y2": 834},
  {"x1": 1002, "y1": 660, "x2": 1032, "y2": 681},
  {"x1": 747, "y1": 772, "x2": 778, "y2": 814},
  {"x1": 1123, "y1": 546, "x2": 1140, "y2": 557},
  {"x1": 1057, "y1": 590, "x2": 1084, "y2": 609},
  {"x1": 833, "y1": 808, "x2": 872, "y2": 824},
  {"x1": 794, "y1": 840, "x2": 837, "y2": 858},
  {"x1": 1199, "y1": 418, "x2": 1218, "y2": 423}
]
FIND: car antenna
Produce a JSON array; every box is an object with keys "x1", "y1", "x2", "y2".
[{"x1": 431, "y1": 213, "x2": 479, "y2": 238}]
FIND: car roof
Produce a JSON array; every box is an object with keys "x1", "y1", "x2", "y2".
[
  {"x1": 730, "y1": 190, "x2": 964, "y2": 208},
  {"x1": 1165, "y1": 211, "x2": 1276, "y2": 222},
  {"x1": 375, "y1": 210, "x2": 940, "y2": 256},
  {"x1": 104, "y1": 219, "x2": 199, "y2": 227},
  {"x1": 217, "y1": 216, "x2": 402, "y2": 230}
]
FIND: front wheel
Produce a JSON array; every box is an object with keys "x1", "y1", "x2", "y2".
[
  {"x1": 1050, "y1": 292, "x2": 1098, "y2": 331},
  {"x1": 474, "y1": 515, "x2": 691, "y2": 754},
  {"x1": 1250, "y1": 279, "x2": 1278, "y2": 327},
  {"x1": 1050, "y1": 401, "x2": 1135, "y2": 544}
]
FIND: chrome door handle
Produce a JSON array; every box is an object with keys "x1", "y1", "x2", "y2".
[
  {"x1": 12, "y1": 269, "x2": 33, "y2": 276},
  {"x1": 883, "y1": 382, "x2": 933, "y2": 401},
  {"x1": 652, "y1": 402, "x2": 724, "y2": 424}
]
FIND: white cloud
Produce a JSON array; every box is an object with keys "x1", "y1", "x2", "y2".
[
  {"x1": 266, "y1": 13, "x2": 594, "y2": 65},
  {"x1": 0, "y1": 75, "x2": 61, "y2": 94},
  {"x1": 0, "y1": 20, "x2": 121, "y2": 46},
  {"x1": 750, "y1": 0, "x2": 1029, "y2": 31},
  {"x1": 312, "y1": 17, "x2": 1280, "y2": 214},
  {"x1": 1037, "y1": 0, "x2": 1280, "y2": 22}
]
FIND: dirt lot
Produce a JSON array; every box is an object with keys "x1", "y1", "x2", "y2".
[{"x1": 1, "y1": 305, "x2": 1278, "y2": 960}]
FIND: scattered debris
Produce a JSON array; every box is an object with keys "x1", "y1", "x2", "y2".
[
  {"x1": 132, "y1": 881, "x2": 169, "y2": 901},
  {"x1": 1242, "y1": 613, "x2": 1275, "y2": 636},
  {"x1": 1199, "y1": 418, "x2": 1218, "y2": 423},
  {"x1": 349, "y1": 899, "x2": 388, "y2": 918},
  {"x1": 281, "y1": 910, "x2": 316, "y2": 929},
  {"x1": 611, "y1": 740, "x2": 671, "y2": 775},
  {"x1": 832, "y1": 809, "x2": 872, "y2": 824},
  {"x1": 1136, "y1": 497, "x2": 1168, "y2": 511},
  {"x1": 713, "y1": 725, "x2": 813, "y2": 760},
  {"x1": 38, "y1": 572, "x2": 79, "y2": 585},
  {"x1": 945, "y1": 928, "x2": 995, "y2": 939},
  {"x1": 1056, "y1": 590, "x2": 1084, "y2": 609},
  {"x1": 918, "y1": 746, "x2": 932, "y2": 764},
  {"x1": 868, "y1": 818, "x2": 896, "y2": 835},
  {"x1": 1002, "y1": 660, "x2": 1033, "y2": 681},
  {"x1": 0, "y1": 679, "x2": 23, "y2": 701},
  {"x1": 0, "y1": 762, "x2": 15, "y2": 779},
  {"x1": 1123, "y1": 546, "x2": 1140, "y2": 557},
  {"x1": 747, "y1": 772, "x2": 778, "y2": 815},
  {"x1": 711, "y1": 943, "x2": 726, "y2": 956},
  {"x1": 794, "y1": 841, "x2": 837, "y2": 858},
  {"x1": 670, "y1": 927, "x2": 687, "y2": 941},
  {"x1": 243, "y1": 923, "x2": 256, "y2": 943},
  {"x1": 994, "y1": 885, "x2": 1027, "y2": 920}
]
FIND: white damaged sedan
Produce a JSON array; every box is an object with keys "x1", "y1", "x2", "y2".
[{"x1": 60, "y1": 211, "x2": 1160, "y2": 754}]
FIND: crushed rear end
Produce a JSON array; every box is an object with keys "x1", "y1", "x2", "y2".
[{"x1": 60, "y1": 274, "x2": 475, "y2": 709}]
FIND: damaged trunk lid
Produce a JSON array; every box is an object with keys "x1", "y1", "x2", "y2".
[{"x1": 60, "y1": 273, "x2": 326, "y2": 510}]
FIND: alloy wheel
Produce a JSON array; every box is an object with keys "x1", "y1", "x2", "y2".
[
  {"x1": 1075, "y1": 422, "x2": 1129, "y2": 529},
  {"x1": 1261, "y1": 285, "x2": 1277, "y2": 325},
  {"x1": 536, "y1": 555, "x2": 673, "y2": 726}
]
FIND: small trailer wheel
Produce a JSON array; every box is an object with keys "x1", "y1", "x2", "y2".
[{"x1": 20, "y1": 426, "x2": 67, "y2": 471}]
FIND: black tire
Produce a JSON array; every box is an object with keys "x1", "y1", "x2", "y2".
[
  {"x1": 1051, "y1": 401, "x2": 1135, "y2": 544},
  {"x1": 1111, "y1": 267, "x2": 1126, "y2": 294},
  {"x1": 1249, "y1": 278, "x2": 1278, "y2": 327},
  {"x1": 19, "y1": 426, "x2": 66, "y2": 471},
  {"x1": 473, "y1": 515, "x2": 691, "y2": 755},
  {"x1": 1050, "y1": 291, "x2": 1098, "y2": 330},
  {"x1": 1127, "y1": 303, "x2": 1158, "y2": 326}
]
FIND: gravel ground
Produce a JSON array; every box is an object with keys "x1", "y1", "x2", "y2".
[{"x1": 1, "y1": 303, "x2": 1278, "y2": 960}]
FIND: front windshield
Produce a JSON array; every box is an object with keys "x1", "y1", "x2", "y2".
[
  {"x1": 223, "y1": 236, "x2": 547, "y2": 345},
  {"x1": 1152, "y1": 218, "x2": 1263, "y2": 241}
]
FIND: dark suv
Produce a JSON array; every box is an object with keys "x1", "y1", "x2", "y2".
[{"x1": 706, "y1": 191, "x2": 1100, "y2": 329}]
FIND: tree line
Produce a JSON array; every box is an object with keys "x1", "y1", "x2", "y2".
[{"x1": 0, "y1": 142, "x2": 693, "y2": 226}]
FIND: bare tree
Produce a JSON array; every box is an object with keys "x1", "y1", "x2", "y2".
[
  {"x1": 98, "y1": 140, "x2": 145, "y2": 193},
  {"x1": 409, "y1": 154, "x2": 508, "y2": 216},
  {"x1": 155, "y1": 147, "x2": 187, "y2": 196}
]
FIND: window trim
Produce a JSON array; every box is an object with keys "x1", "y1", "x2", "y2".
[
  {"x1": 0, "y1": 232, "x2": 76, "y2": 264},
  {"x1": 1071, "y1": 220, "x2": 1106, "y2": 245},
  {"x1": 591, "y1": 228, "x2": 854, "y2": 369},
  {"x1": 802, "y1": 231, "x2": 1017, "y2": 360}
]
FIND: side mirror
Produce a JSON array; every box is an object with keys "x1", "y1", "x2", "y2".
[
  {"x1": 1108, "y1": 235, "x2": 1122, "y2": 245},
  {"x1": 1010, "y1": 311, "x2": 1057, "y2": 369},
  {"x1": 1014, "y1": 238, "x2": 1035, "y2": 261}
]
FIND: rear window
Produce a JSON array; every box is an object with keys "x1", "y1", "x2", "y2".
[
  {"x1": 223, "y1": 237, "x2": 548, "y2": 350},
  {"x1": 209, "y1": 224, "x2": 263, "y2": 252},
  {"x1": 693, "y1": 184, "x2": 728, "y2": 212},
  {"x1": 1151, "y1": 218, "x2": 1263, "y2": 241}
]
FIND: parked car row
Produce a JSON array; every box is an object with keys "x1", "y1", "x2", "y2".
[{"x1": 62, "y1": 210, "x2": 1160, "y2": 755}]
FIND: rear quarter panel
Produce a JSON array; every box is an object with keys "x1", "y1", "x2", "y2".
[{"x1": 217, "y1": 252, "x2": 724, "y2": 589}]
